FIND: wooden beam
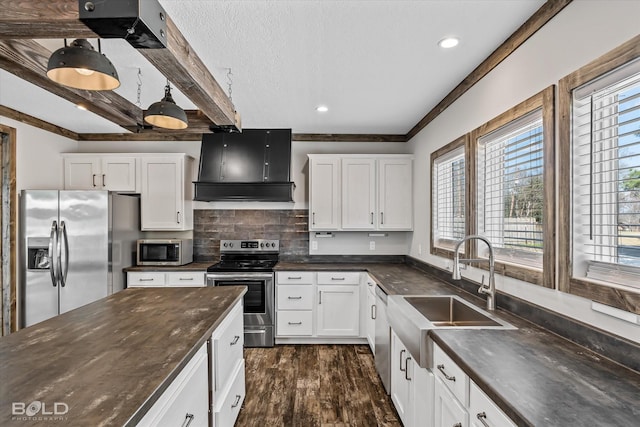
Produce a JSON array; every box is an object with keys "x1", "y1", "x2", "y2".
[
  {"x1": 405, "y1": 0, "x2": 573, "y2": 141},
  {"x1": 77, "y1": 133, "x2": 202, "y2": 142},
  {"x1": 0, "y1": 0, "x2": 95, "y2": 39},
  {"x1": 0, "y1": 39, "x2": 143, "y2": 128},
  {"x1": 138, "y1": 16, "x2": 238, "y2": 129},
  {"x1": 292, "y1": 133, "x2": 407, "y2": 143},
  {"x1": 0, "y1": 105, "x2": 79, "y2": 140}
]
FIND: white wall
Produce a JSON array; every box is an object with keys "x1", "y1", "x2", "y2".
[
  {"x1": 406, "y1": 0, "x2": 640, "y2": 343},
  {"x1": 77, "y1": 138, "x2": 410, "y2": 210}
]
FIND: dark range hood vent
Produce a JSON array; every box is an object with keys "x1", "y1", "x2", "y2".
[{"x1": 195, "y1": 129, "x2": 294, "y2": 202}]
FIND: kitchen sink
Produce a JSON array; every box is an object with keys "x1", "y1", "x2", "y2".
[{"x1": 387, "y1": 294, "x2": 516, "y2": 368}]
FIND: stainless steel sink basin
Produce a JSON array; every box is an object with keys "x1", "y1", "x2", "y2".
[
  {"x1": 387, "y1": 294, "x2": 516, "y2": 368},
  {"x1": 404, "y1": 296, "x2": 502, "y2": 327}
]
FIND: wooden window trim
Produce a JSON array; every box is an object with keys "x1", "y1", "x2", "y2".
[
  {"x1": 0, "y1": 124, "x2": 17, "y2": 334},
  {"x1": 558, "y1": 34, "x2": 640, "y2": 314},
  {"x1": 430, "y1": 134, "x2": 471, "y2": 259},
  {"x1": 469, "y1": 86, "x2": 555, "y2": 288}
]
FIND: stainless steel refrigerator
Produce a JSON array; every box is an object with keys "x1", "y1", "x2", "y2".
[{"x1": 20, "y1": 190, "x2": 141, "y2": 327}]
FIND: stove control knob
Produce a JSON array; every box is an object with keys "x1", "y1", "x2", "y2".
[
  {"x1": 223, "y1": 242, "x2": 228, "y2": 248},
  {"x1": 229, "y1": 243, "x2": 234, "y2": 248},
  {"x1": 260, "y1": 243, "x2": 264, "y2": 248},
  {"x1": 270, "y1": 242, "x2": 275, "y2": 247}
]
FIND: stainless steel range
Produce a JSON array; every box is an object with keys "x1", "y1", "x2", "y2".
[{"x1": 206, "y1": 239, "x2": 278, "y2": 347}]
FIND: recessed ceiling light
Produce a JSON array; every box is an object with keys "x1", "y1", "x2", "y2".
[
  {"x1": 438, "y1": 37, "x2": 459, "y2": 49},
  {"x1": 316, "y1": 105, "x2": 329, "y2": 113}
]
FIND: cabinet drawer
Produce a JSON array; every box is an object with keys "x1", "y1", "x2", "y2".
[
  {"x1": 277, "y1": 311, "x2": 313, "y2": 336},
  {"x1": 127, "y1": 272, "x2": 165, "y2": 287},
  {"x1": 276, "y1": 271, "x2": 314, "y2": 284},
  {"x1": 434, "y1": 343, "x2": 469, "y2": 406},
  {"x1": 317, "y1": 271, "x2": 361, "y2": 285},
  {"x1": 469, "y1": 381, "x2": 516, "y2": 427},
  {"x1": 138, "y1": 344, "x2": 208, "y2": 427},
  {"x1": 214, "y1": 359, "x2": 245, "y2": 427},
  {"x1": 213, "y1": 302, "x2": 244, "y2": 394},
  {"x1": 165, "y1": 271, "x2": 205, "y2": 287},
  {"x1": 277, "y1": 285, "x2": 314, "y2": 310}
]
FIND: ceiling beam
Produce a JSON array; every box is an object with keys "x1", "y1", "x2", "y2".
[
  {"x1": 0, "y1": 105, "x2": 79, "y2": 140},
  {"x1": 405, "y1": 0, "x2": 573, "y2": 141},
  {"x1": 293, "y1": 134, "x2": 407, "y2": 143},
  {"x1": 0, "y1": 1, "x2": 96, "y2": 39},
  {"x1": 0, "y1": 39, "x2": 143, "y2": 128}
]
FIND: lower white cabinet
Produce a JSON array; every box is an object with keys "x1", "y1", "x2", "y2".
[
  {"x1": 137, "y1": 343, "x2": 209, "y2": 427},
  {"x1": 365, "y1": 275, "x2": 377, "y2": 352},
  {"x1": 127, "y1": 271, "x2": 206, "y2": 288},
  {"x1": 434, "y1": 376, "x2": 468, "y2": 427},
  {"x1": 317, "y1": 284, "x2": 360, "y2": 336},
  {"x1": 469, "y1": 381, "x2": 516, "y2": 427}
]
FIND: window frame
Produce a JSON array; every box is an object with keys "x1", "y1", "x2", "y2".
[
  {"x1": 558, "y1": 35, "x2": 640, "y2": 313},
  {"x1": 430, "y1": 135, "x2": 471, "y2": 258},
  {"x1": 470, "y1": 86, "x2": 555, "y2": 288}
]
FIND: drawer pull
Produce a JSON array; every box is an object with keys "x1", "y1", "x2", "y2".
[
  {"x1": 231, "y1": 394, "x2": 242, "y2": 408},
  {"x1": 139, "y1": 278, "x2": 155, "y2": 282},
  {"x1": 288, "y1": 321, "x2": 303, "y2": 325},
  {"x1": 476, "y1": 412, "x2": 490, "y2": 427},
  {"x1": 287, "y1": 276, "x2": 302, "y2": 279},
  {"x1": 399, "y1": 349, "x2": 406, "y2": 372},
  {"x1": 102, "y1": 174, "x2": 106, "y2": 187},
  {"x1": 179, "y1": 277, "x2": 194, "y2": 281},
  {"x1": 371, "y1": 304, "x2": 377, "y2": 319},
  {"x1": 287, "y1": 296, "x2": 303, "y2": 300},
  {"x1": 230, "y1": 335, "x2": 240, "y2": 346},
  {"x1": 437, "y1": 364, "x2": 456, "y2": 382},
  {"x1": 405, "y1": 356, "x2": 412, "y2": 381},
  {"x1": 92, "y1": 174, "x2": 97, "y2": 187},
  {"x1": 331, "y1": 277, "x2": 345, "y2": 281},
  {"x1": 181, "y1": 413, "x2": 194, "y2": 427}
]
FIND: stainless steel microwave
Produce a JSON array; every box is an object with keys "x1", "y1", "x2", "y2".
[{"x1": 136, "y1": 239, "x2": 193, "y2": 266}]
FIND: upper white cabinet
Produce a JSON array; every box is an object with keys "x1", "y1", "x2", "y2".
[
  {"x1": 309, "y1": 157, "x2": 340, "y2": 230},
  {"x1": 308, "y1": 154, "x2": 413, "y2": 231},
  {"x1": 64, "y1": 154, "x2": 137, "y2": 192},
  {"x1": 140, "y1": 154, "x2": 193, "y2": 231}
]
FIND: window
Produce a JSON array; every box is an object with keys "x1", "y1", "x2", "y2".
[
  {"x1": 431, "y1": 136, "x2": 467, "y2": 256},
  {"x1": 477, "y1": 110, "x2": 544, "y2": 268},
  {"x1": 571, "y1": 60, "x2": 640, "y2": 290}
]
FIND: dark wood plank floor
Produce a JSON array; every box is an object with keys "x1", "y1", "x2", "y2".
[{"x1": 236, "y1": 345, "x2": 401, "y2": 427}]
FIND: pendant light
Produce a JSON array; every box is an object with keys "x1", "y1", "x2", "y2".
[
  {"x1": 144, "y1": 81, "x2": 188, "y2": 130},
  {"x1": 47, "y1": 39, "x2": 120, "y2": 91}
]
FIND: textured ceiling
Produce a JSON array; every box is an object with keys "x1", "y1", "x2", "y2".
[{"x1": 0, "y1": 0, "x2": 545, "y2": 135}]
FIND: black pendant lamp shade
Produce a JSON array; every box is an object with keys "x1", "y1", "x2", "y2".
[
  {"x1": 46, "y1": 39, "x2": 120, "y2": 91},
  {"x1": 144, "y1": 84, "x2": 189, "y2": 130}
]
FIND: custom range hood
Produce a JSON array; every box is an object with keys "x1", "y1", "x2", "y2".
[{"x1": 195, "y1": 129, "x2": 294, "y2": 202}]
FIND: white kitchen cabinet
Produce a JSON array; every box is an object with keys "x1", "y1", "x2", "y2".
[
  {"x1": 309, "y1": 156, "x2": 340, "y2": 230},
  {"x1": 365, "y1": 275, "x2": 377, "y2": 352},
  {"x1": 391, "y1": 329, "x2": 413, "y2": 426},
  {"x1": 378, "y1": 157, "x2": 413, "y2": 230},
  {"x1": 317, "y1": 284, "x2": 360, "y2": 336},
  {"x1": 469, "y1": 381, "x2": 516, "y2": 427},
  {"x1": 276, "y1": 271, "x2": 315, "y2": 337},
  {"x1": 141, "y1": 154, "x2": 193, "y2": 231},
  {"x1": 63, "y1": 154, "x2": 137, "y2": 192},
  {"x1": 137, "y1": 343, "x2": 209, "y2": 427},
  {"x1": 434, "y1": 376, "x2": 468, "y2": 427},
  {"x1": 342, "y1": 158, "x2": 376, "y2": 230},
  {"x1": 127, "y1": 271, "x2": 205, "y2": 288}
]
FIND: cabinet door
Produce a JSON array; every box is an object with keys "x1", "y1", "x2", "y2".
[
  {"x1": 378, "y1": 158, "x2": 413, "y2": 230},
  {"x1": 100, "y1": 157, "x2": 137, "y2": 192},
  {"x1": 127, "y1": 272, "x2": 165, "y2": 287},
  {"x1": 341, "y1": 158, "x2": 376, "y2": 230},
  {"x1": 309, "y1": 157, "x2": 340, "y2": 230},
  {"x1": 413, "y1": 364, "x2": 435, "y2": 427},
  {"x1": 391, "y1": 329, "x2": 413, "y2": 427},
  {"x1": 316, "y1": 284, "x2": 359, "y2": 336},
  {"x1": 141, "y1": 157, "x2": 184, "y2": 230},
  {"x1": 434, "y1": 376, "x2": 468, "y2": 427},
  {"x1": 64, "y1": 156, "x2": 100, "y2": 190}
]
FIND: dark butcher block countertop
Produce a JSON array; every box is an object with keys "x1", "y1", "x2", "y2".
[
  {"x1": 0, "y1": 286, "x2": 246, "y2": 427},
  {"x1": 275, "y1": 262, "x2": 640, "y2": 426},
  {"x1": 123, "y1": 262, "x2": 213, "y2": 272}
]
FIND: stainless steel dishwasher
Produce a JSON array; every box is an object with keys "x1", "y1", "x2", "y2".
[{"x1": 374, "y1": 285, "x2": 391, "y2": 394}]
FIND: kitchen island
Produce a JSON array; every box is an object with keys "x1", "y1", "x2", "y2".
[{"x1": 0, "y1": 286, "x2": 246, "y2": 426}]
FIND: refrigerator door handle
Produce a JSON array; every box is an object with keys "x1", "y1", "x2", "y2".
[
  {"x1": 60, "y1": 221, "x2": 69, "y2": 286},
  {"x1": 49, "y1": 220, "x2": 58, "y2": 287}
]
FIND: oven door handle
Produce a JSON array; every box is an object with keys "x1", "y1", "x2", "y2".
[{"x1": 207, "y1": 273, "x2": 274, "y2": 283}]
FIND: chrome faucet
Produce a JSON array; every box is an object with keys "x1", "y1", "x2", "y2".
[{"x1": 452, "y1": 235, "x2": 496, "y2": 311}]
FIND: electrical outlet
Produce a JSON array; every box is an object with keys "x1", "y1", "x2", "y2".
[
  {"x1": 311, "y1": 241, "x2": 318, "y2": 251},
  {"x1": 369, "y1": 241, "x2": 375, "y2": 250}
]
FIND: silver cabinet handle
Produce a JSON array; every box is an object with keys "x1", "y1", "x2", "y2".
[
  {"x1": 231, "y1": 394, "x2": 241, "y2": 408},
  {"x1": 453, "y1": 424, "x2": 462, "y2": 427},
  {"x1": 288, "y1": 321, "x2": 302, "y2": 325},
  {"x1": 370, "y1": 212, "x2": 374, "y2": 224},
  {"x1": 331, "y1": 277, "x2": 345, "y2": 281},
  {"x1": 230, "y1": 335, "x2": 240, "y2": 346},
  {"x1": 405, "y1": 356, "x2": 412, "y2": 381},
  {"x1": 312, "y1": 212, "x2": 315, "y2": 225},
  {"x1": 177, "y1": 211, "x2": 181, "y2": 224},
  {"x1": 288, "y1": 276, "x2": 302, "y2": 279},
  {"x1": 181, "y1": 413, "x2": 194, "y2": 427},
  {"x1": 92, "y1": 174, "x2": 96, "y2": 187},
  {"x1": 399, "y1": 349, "x2": 406, "y2": 372},
  {"x1": 287, "y1": 296, "x2": 302, "y2": 300},
  {"x1": 437, "y1": 364, "x2": 456, "y2": 382},
  {"x1": 371, "y1": 304, "x2": 377, "y2": 319},
  {"x1": 102, "y1": 174, "x2": 106, "y2": 187},
  {"x1": 179, "y1": 277, "x2": 194, "y2": 281},
  {"x1": 476, "y1": 412, "x2": 490, "y2": 427},
  {"x1": 381, "y1": 212, "x2": 384, "y2": 224},
  {"x1": 139, "y1": 278, "x2": 155, "y2": 282},
  {"x1": 318, "y1": 291, "x2": 322, "y2": 304}
]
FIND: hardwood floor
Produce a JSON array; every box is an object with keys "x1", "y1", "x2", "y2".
[{"x1": 236, "y1": 345, "x2": 401, "y2": 427}]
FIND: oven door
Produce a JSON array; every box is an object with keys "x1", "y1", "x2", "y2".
[{"x1": 207, "y1": 272, "x2": 274, "y2": 347}]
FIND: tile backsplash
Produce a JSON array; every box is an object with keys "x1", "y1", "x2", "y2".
[{"x1": 194, "y1": 209, "x2": 309, "y2": 261}]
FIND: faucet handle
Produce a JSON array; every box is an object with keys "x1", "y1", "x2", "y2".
[{"x1": 478, "y1": 274, "x2": 489, "y2": 295}]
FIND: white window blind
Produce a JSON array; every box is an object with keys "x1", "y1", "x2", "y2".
[
  {"x1": 477, "y1": 110, "x2": 544, "y2": 268},
  {"x1": 433, "y1": 147, "x2": 465, "y2": 251},
  {"x1": 572, "y1": 60, "x2": 640, "y2": 290}
]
